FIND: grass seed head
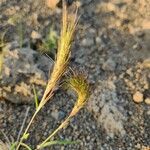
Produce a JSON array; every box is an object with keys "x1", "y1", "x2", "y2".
[
  {"x1": 40, "y1": 1, "x2": 79, "y2": 103},
  {"x1": 66, "y1": 71, "x2": 90, "y2": 116}
]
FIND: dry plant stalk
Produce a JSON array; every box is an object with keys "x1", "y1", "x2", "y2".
[
  {"x1": 16, "y1": 1, "x2": 79, "y2": 150},
  {"x1": 37, "y1": 72, "x2": 90, "y2": 149}
]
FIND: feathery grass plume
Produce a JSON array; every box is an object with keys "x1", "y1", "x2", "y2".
[
  {"x1": 37, "y1": 71, "x2": 90, "y2": 149},
  {"x1": 66, "y1": 71, "x2": 90, "y2": 117},
  {"x1": 16, "y1": 2, "x2": 79, "y2": 150},
  {"x1": 39, "y1": 1, "x2": 79, "y2": 106}
]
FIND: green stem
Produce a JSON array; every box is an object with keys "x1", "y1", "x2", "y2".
[
  {"x1": 32, "y1": 85, "x2": 39, "y2": 110},
  {"x1": 20, "y1": 142, "x2": 32, "y2": 150},
  {"x1": 16, "y1": 106, "x2": 41, "y2": 150},
  {"x1": 37, "y1": 117, "x2": 70, "y2": 149},
  {"x1": 16, "y1": 84, "x2": 54, "y2": 150}
]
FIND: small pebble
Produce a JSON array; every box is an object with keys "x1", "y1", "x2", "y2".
[
  {"x1": 81, "y1": 38, "x2": 94, "y2": 47},
  {"x1": 95, "y1": 37, "x2": 101, "y2": 45},
  {"x1": 46, "y1": 0, "x2": 59, "y2": 9},
  {"x1": 147, "y1": 110, "x2": 150, "y2": 115},
  {"x1": 126, "y1": 68, "x2": 133, "y2": 77},
  {"x1": 145, "y1": 98, "x2": 150, "y2": 105},
  {"x1": 142, "y1": 58, "x2": 150, "y2": 68},
  {"x1": 133, "y1": 91, "x2": 143, "y2": 103},
  {"x1": 133, "y1": 43, "x2": 138, "y2": 49},
  {"x1": 102, "y1": 58, "x2": 116, "y2": 71},
  {"x1": 51, "y1": 109, "x2": 59, "y2": 120},
  {"x1": 31, "y1": 30, "x2": 41, "y2": 39},
  {"x1": 135, "y1": 143, "x2": 141, "y2": 149}
]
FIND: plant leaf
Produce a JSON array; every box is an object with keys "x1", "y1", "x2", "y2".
[
  {"x1": 10, "y1": 142, "x2": 17, "y2": 150},
  {"x1": 40, "y1": 140, "x2": 79, "y2": 149},
  {"x1": 32, "y1": 85, "x2": 39, "y2": 110}
]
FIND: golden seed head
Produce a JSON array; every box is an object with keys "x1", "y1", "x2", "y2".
[
  {"x1": 42, "y1": 1, "x2": 79, "y2": 102},
  {"x1": 67, "y1": 72, "x2": 90, "y2": 107}
]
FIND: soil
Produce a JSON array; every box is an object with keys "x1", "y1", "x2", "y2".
[{"x1": 0, "y1": 0, "x2": 150, "y2": 150}]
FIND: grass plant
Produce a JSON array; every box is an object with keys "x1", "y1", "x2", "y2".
[
  {"x1": 37, "y1": 71, "x2": 90, "y2": 149},
  {"x1": 1, "y1": 1, "x2": 90, "y2": 149},
  {"x1": 16, "y1": 1, "x2": 80, "y2": 149}
]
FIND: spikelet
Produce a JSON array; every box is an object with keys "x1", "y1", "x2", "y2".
[
  {"x1": 39, "y1": 1, "x2": 79, "y2": 107},
  {"x1": 67, "y1": 71, "x2": 90, "y2": 117}
]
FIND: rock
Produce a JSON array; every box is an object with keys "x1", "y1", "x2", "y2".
[
  {"x1": 102, "y1": 58, "x2": 116, "y2": 71},
  {"x1": 29, "y1": 13, "x2": 39, "y2": 27},
  {"x1": 98, "y1": 104, "x2": 125, "y2": 136},
  {"x1": 31, "y1": 30, "x2": 42, "y2": 39},
  {"x1": 46, "y1": 0, "x2": 59, "y2": 9},
  {"x1": 95, "y1": 37, "x2": 101, "y2": 45},
  {"x1": 135, "y1": 143, "x2": 141, "y2": 149},
  {"x1": 126, "y1": 68, "x2": 133, "y2": 77},
  {"x1": 145, "y1": 98, "x2": 150, "y2": 105},
  {"x1": 87, "y1": 79, "x2": 126, "y2": 137},
  {"x1": 133, "y1": 91, "x2": 143, "y2": 103},
  {"x1": 142, "y1": 58, "x2": 150, "y2": 68},
  {"x1": 147, "y1": 110, "x2": 150, "y2": 115},
  {"x1": 51, "y1": 109, "x2": 59, "y2": 120},
  {"x1": 142, "y1": 20, "x2": 150, "y2": 30},
  {"x1": 81, "y1": 38, "x2": 94, "y2": 47},
  {"x1": 0, "y1": 47, "x2": 52, "y2": 104}
]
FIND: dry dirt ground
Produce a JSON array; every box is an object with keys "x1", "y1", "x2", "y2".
[{"x1": 0, "y1": 0, "x2": 150, "y2": 150}]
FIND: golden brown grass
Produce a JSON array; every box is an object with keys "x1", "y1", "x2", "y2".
[
  {"x1": 37, "y1": 71, "x2": 90, "y2": 149},
  {"x1": 38, "y1": 2, "x2": 79, "y2": 107},
  {"x1": 16, "y1": 1, "x2": 79, "y2": 150}
]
